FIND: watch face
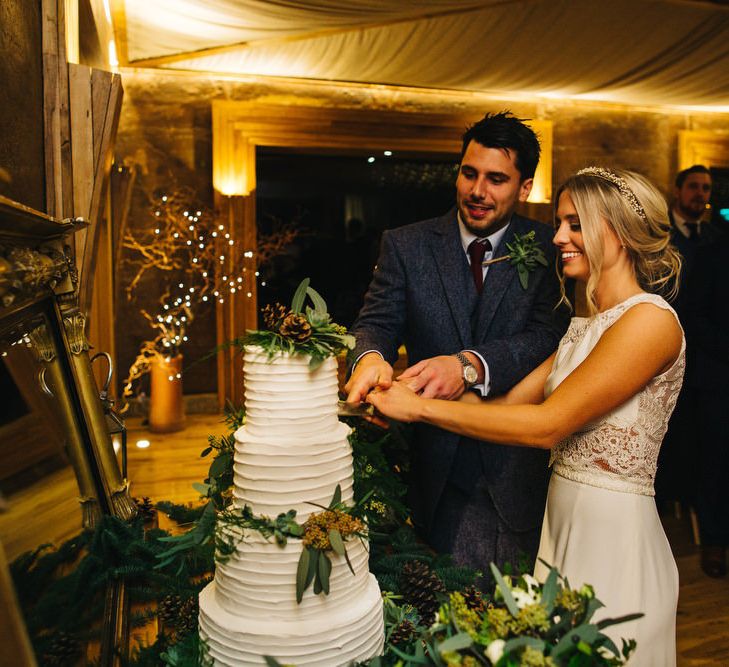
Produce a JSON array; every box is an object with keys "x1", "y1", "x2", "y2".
[{"x1": 464, "y1": 365, "x2": 478, "y2": 384}]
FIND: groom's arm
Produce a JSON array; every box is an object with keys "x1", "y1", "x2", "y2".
[{"x1": 349, "y1": 229, "x2": 408, "y2": 367}]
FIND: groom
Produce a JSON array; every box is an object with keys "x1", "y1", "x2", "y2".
[{"x1": 346, "y1": 112, "x2": 569, "y2": 573}]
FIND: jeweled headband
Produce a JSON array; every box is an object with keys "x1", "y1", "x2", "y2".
[{"x1": 576, "y1": 166, "x2": 648, "y2": 222}]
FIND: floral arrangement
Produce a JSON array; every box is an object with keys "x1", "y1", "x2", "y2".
[
  {"x1": 483, "y1": 230, "x2": 548, "y2": 289},
  {"x1": 387, "y1": 563, "x2": 639, "y2": 666},
  {"x1": 239, "y1": 278, "x2": 355, "y2": 369},
  {"x1": 156, "y1": 483, "x2": 368, "y2": 605}
]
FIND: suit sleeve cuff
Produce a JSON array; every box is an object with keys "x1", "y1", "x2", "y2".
[
  {"x1": 464, "y1": 348, "x2": 491, "y2": 396},
  {"x1": 352, "y1": 349, "x2": 384, "y2": 372}
]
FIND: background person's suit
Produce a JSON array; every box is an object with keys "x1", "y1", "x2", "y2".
[{"x1": 350, "y1": 208, "x2": 569, "y2": 569}]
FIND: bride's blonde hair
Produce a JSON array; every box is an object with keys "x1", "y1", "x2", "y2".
[{"x1": 556, "y1": 167, "x2": 682, "y2": 315}]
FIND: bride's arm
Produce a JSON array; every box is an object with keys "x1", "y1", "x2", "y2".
[{"x1": 368, "y1": 303, "x2": 682, "y2": 449}]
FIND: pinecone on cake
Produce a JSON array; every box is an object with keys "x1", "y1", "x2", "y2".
[
  {"x1": 279, "y1": 313, "x2": 312, "y2": 342},
  {"x1": 42, "y1": 631, "x2": 81, "y2": 665},
  {"x1": 399, "y1": 560, "x2": 446, "y2": 622},
  {"x1": 389, "y1": 619, "x2": 416, "y2": 646},
  {"x1": 262, "y1": 303, "x2": 287, "y2": 329}
]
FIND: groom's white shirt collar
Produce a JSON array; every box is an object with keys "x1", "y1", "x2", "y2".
[{"x1": 457, "y1": 213, "x2": 510, "y2": 257}]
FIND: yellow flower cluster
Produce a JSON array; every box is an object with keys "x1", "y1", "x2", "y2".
[
  {"x1": 520, "y1": 646, "x2": 556, "y2": 666},
  {"x1": 444, "y1": 653, "x2": 479, "y2": 667},
  {"x1": 555, "y1": 588, "x2": 584, "y2": 613},
  {"x1": 302, "y1": 510, "x2": 365, "y2": 550},
  {"x1": 448, "y1": 592, "x2": 481, "y2": 640},
  {"x1": 482, "y1": 602, "x2": 549, "y2": 640},
  {"x1": 366, "y1": 499, "x2": 387, "y2": 516}
]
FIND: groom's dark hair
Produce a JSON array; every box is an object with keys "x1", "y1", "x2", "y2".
[{"x1": 461, "y1": 111, "x2": 541, "y2": 181}]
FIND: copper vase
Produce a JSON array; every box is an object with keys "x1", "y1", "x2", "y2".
[{"x1": 149, "y1": 354, "x2": 185, "y2": 433}]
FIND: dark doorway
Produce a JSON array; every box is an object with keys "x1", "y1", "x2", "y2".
[{"x1": 255, "y1": 148, "x2": 458, "y2": 328}]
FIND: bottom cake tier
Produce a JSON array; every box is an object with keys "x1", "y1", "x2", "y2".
[{"x1": 198, "y1": 574, "x2": 384, "y2": 666}]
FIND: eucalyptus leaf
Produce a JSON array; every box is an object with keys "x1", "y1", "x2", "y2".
[
  {"x1": 263, "y1": 657, "x2": 284, "y2": 667},
  {"x1": 583, "y1": 596, "x2": 605, "y2": 623},
  {"x1": 541, "y1": 566, "x2": 558, "y2": 613},
  {"x1": 208, "y1": 453, "x2": 231, "y2": 479},
  {"x1": 437, "y1": 632, "x2": 473, "y2": 653},
  {"x1": 343, "y1": 544, "x2": 356, "y2": 576},
  {"x1": 306, "y1": 285, "x2": 328, "y2": 314},
  {"x1": 490, "y1": 563, "x2": 519, "y2": 616},
  {"x1": 330, "y1": 484, "x2": 342, "y2": 508},
  {"x1": 329, "y1": 529, "x2": 345, "y2": 556},
  {"x1": 318, "y1": 551, "x2": 332, "y2": 594},
  {"x1": 307, "y1": 548, "x2": 320, "y2": 590},
  {"x1": 595, "y1": 612, "x2": 644, "y2": 630},
  {"x1": 552, "y1": 624, "x2": 599, "y2": 657},
  {"x1": 295, "y1": 546, "x2": 310, "y2": 604},
  {"x1": 502, "y1": 636, "x2": 545, "y2": 654},
  {"x1": 200, "y1": 446, "x2": 213, "y2": 457},
  {"x1": 291, "y1": 278, "x2": 310, "y2": 313},
  {"x1": 192, "y1": 482, "x2": 211, "y2": 497}
]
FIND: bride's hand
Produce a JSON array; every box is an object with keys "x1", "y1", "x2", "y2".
[{"x1": 366, "y1": 380, "x2": 423, "y2": 423}]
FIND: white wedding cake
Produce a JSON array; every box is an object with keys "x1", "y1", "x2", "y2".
[{"x1": 198, "y1": 346, "x2": 384, "y2": 666}]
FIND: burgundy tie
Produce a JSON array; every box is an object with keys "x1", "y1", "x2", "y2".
[{"x1": 468, "y1": 238, "x2": 492, "y2": 293}]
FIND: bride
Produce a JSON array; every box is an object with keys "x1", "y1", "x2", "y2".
[{"x1": 367, "y1": 167, "x2": 683, "y2": 665}]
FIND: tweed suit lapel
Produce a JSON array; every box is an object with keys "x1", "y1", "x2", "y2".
[
  {"x1": 472, "y1": 217, "x2": 522, "y2": 343},
  {"x1": 429, "y1": 211, "x2": 475, "y2": 349}
]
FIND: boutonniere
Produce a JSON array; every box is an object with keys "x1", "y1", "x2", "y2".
[{"x1": 483, "y1": 230, "x2": 548, "y2": 289}]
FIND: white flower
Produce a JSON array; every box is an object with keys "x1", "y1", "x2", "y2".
[
  {"x1": 511, "y1": 587, "x2": 537, "y2": 609},
  {"x1": 521, "y1": 574, "x2": 541, "y2": 598},
  {"x1": 485, "y1": 639, "x2": 506, "y2": 664}
]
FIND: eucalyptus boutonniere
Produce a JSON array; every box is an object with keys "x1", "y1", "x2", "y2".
[{"x1": 483, "y1": 230, "x2": 548, "y2": 289}]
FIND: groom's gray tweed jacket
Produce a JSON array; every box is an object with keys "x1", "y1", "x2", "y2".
[{"x1": 351, "y1": 207, "x2": 570, "y2": 540}]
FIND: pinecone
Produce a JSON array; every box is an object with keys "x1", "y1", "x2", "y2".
[
  {"x1": 279, "y1": 313, "x2": 312, "y2": 342},
  {"x1": 262, "y1": 303, "x2": 287, "y2": 329},
  {"x1": 175, "y1": 596, "x2": 199, "y2": 637},
  {"x1": 399, "y1": 560, "x2": 446, "y2": 622},
  {"x1": 42, "y1": 631, "x2": 81, "y2": 665},
  {"x1": 158, "y1": 593, "x2": 183, "y2": 628},
  {"x1": 134, "y1": 496, "x2": 157, "y2": 523},
  {"x1": 462, "y1": 585, "x2": 486, "y2": 613},
  {"x1": 390, "y1": 619, "x2": 416, "y2": 646}
]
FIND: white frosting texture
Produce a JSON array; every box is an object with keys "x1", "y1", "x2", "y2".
[{"x1": 199, "y1": 346, "x2": 384, "y2": 665}]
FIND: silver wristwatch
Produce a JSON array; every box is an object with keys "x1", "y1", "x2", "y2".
[{"x1": 454, "y1": 351, "x2": 478, "y2": 389}]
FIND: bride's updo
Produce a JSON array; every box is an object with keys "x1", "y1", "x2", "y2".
[{"x1": 556, "y1": 167, "x2": 682, "y2": 314}]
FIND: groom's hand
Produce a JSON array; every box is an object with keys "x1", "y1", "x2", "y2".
[
  {"x1": 344, "y1": 353, "x2": 393, "y2": 404},
  {"x1": 399, "y1": 355, "x2": 467, "y2": 400}
]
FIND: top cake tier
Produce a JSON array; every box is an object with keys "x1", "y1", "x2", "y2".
[{"x1": 242, "y1": 346, "x2": 340, "y2": 438}]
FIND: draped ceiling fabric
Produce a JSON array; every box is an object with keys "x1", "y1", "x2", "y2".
[{"x1": 122, "y1": 0, "x2": 729, "y2": 109}]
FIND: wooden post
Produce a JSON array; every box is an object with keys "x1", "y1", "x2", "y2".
[{"x1": 214, "y1": 193, "x2": 257, "y2": 409}]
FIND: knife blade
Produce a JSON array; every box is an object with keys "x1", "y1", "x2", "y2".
[{"x1": 337, "y1": 400, "x2": 375, "y2": 418}]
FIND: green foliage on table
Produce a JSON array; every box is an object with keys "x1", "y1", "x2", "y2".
[
  {"x1": 238, "y1": 278, "x2": 355, "y2": 369},
  {"x1": 383, "y1": 563, "x2": 640, "y2": 666}
]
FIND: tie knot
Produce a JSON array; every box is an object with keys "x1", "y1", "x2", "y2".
[{"x1": 468, "y1": 238, "x2": 491, "y2": 264}]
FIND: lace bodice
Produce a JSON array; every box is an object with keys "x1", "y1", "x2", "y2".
[{"x1": 544, "y1": 293, "x2": 685, "y2": 496}]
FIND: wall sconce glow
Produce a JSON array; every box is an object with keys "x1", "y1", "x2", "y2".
[
  {"x1": 136, "y1": 439, "x2": 151, "y2": 449},
  {"x1": 217, "y1": 178, "x2": 247, "y2": 196},
  {"x1": 109, "y1": 40, "x2": 119, "y2": 67}
]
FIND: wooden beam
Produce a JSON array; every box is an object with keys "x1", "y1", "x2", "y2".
[
  {"x1": 78, "y1": 71, "x2": 123, "y2": 313},
  {"x1": 109, "y1": 0, "x2": 129, "y2": 66},
  {"x1": 42, "y1": 0, "x2": 74, "y2": 219}
]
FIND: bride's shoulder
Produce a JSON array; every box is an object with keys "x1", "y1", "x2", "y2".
[{"x1": 604, "y1": 295, "x2": 683, "y2": 358}]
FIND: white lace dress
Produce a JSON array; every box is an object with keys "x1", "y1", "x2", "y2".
[{"x1": 534, "y1": 293, "x2": 682, "y2": 666}]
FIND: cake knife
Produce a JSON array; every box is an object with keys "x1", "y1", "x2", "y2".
[{"x1": 337, "y1": 400, "x2": 375, "y2": 418}]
